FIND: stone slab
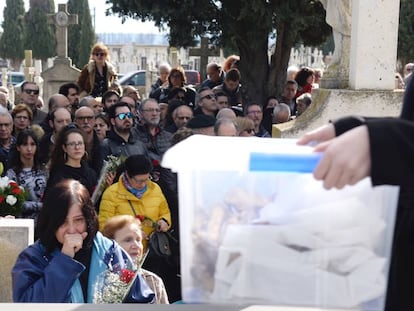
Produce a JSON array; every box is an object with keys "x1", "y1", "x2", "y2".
[
  {"x1": 0, "y1": 219, "x2": 34, "y2": 302},
  {"x1": 273, "y1": 88, "x2": 403, "y2": 138}
]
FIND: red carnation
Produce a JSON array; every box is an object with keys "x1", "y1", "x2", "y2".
[
  {"x1": 136, "y1": 215, "x2": 144, "y2": 222},
  {"x1": 152, "y1": 159, "x2": 160, "y2": 167},
  {"x1": 12, "y1": 187, "x2": 22, "y2": 195},
  {"x1": 0, "y1": 196, "x2": 4, "y2": 204},
  {"x1": 9, "y1": 181, "x2": 18, "y2": 188},
  {"x1": 120, "y1": 269, "x2": 135, "y2": 284}
]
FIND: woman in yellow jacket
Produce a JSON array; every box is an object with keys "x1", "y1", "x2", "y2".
[{"x1": 98, "y1": 154, "x2": 171, "y2": 250}]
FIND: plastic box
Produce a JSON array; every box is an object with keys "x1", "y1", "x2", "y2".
[{"x1": 162, "y1": 135, "x2": 399, "y2": 310}]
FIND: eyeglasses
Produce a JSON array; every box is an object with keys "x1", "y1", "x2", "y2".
[
  {"x1": 24, "y1": 89, "x2": 39, "y2": 95},
  {"x1": 244, "y1": 128, "x2": 256, "y2": 134},
  {"x1": 200, "y1": 94, "x2": 215, "y2": 100},
  {"x1": 15, "y1": 115, "x2": 29, "y2": 120},
  {"x1": 94, "y1": 52, "x2": 105, "y2": 57},
  {"x1": 170, "y1": 73, "x2": 182, "y2": 78},
  {"x1": 76, "y1": 116, "x2": 94, "y2": 121},
  {"x1": 115, "y1": 112, "x2": 134, "y2": 120},
  {"x1": 247, "y1": 110, "x2": 262, "y2": 115},
  {"x1": 177, "y1": 116, "x2": 191, "y2": 121},
  {"x1": 65, "y1": 141, "x2": 84, "y2": 148},
  {"x1": 142, "y1": 108, "x2": 161, "y2": 113}
]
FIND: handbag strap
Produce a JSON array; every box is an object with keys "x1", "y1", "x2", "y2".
[{"x1": 128, "y1": 200, "x2": 137, "y2": 217}]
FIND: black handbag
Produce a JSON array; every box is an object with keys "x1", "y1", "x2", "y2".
[{"x1": 148, "y1": 231, "x2": 172, "y2": 257}]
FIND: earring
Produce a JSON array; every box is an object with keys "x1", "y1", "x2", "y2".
[{"x1": 64, "y1": 152, "x2": 67, "y2": 161}]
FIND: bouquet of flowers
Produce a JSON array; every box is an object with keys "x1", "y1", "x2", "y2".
[
  {"x1": 91, "y1": 155, "x2": 122, "y2": 205},
  {"x1": 93, "y1": 262, "x2": 138, "y2": 303},
  {"x1": 0, "y1": 176, "x2": 28, "y2": 217}
]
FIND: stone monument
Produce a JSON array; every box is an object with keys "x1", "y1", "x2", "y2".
[
  {"x1": 274, "y1": 0, "x2": 402, "y2": 138},
  {"x1": 42, "y1": 3, "x2": 80, "y2": 105},
  {"x1": 319, "y1": 0, "x2": 352, "y2": 89}
]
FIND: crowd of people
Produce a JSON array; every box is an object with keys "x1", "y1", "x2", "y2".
[{"x1": 3, "y1": 41, "x2": 414, "y2": 308}]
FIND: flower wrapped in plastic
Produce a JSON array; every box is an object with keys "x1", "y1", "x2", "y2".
[
  {"x1": 0, "y1": 176, "x2": 29, "y2": 217},
  {"x1": 91, "y1": 155, "x2": 122, "y2": 205},
  {"x1": 93, "y1": 261, "x2": 138, "y2": 303}
]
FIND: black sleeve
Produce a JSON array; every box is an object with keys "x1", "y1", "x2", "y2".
[{"x1": 367, "y1": 118, "x2": 414, "y2": 186}]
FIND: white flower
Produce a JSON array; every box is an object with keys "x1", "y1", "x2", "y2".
[
  {"x1": 6, "y1": 195, "x2": 17, "y2": 206},
  {"x1": 0, "y1": 176, "x2": 10, "y2": 189}
]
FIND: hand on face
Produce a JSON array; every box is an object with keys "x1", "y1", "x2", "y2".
[{"x1": 61, "y1": 232, "x2": 88, "y2": 258}]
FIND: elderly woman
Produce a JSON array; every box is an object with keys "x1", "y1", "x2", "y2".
[
  {"x1": 98, "y1": 154, "x2": 171, "y2": 250},
  {"x1": 102, "y1": 215, "x2": 169, "y2": 304},
  {"x1": 77, "y1": 42, "x2": 118, "y2": 98},
  {"x1": 12, "y1": 179, "x2": 154, "y2": 303}
]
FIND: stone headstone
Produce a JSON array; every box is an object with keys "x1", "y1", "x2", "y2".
[
  {"x1": 42, "y1": 4, "x2": 80, "y2": 103},
  {"x1": 0, "y1": 218, "x2": 34, "y2": 302}
]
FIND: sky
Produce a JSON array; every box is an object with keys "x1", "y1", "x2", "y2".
[{"x1": 0, "y1": 0, "x2": 166, "y2": 34}]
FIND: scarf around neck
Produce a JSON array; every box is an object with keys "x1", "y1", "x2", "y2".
[{"x1": 122, "y1": 172, "x2": 148, "y2": 199}]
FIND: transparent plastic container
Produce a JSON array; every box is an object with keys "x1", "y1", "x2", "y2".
[{"x1": 162, "y1": 135, "x2": 399, "y2": 310}]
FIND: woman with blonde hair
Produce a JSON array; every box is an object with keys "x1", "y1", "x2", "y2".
[
  {"x1": 235, "y1": 116, "x2": 256, "y2": 137},
  {"x1": 77, "y1": 42, "x2": 118, "y2": 98},
  {"x1": 102, "y1": 215, "x2": 169, "y2": 304}
]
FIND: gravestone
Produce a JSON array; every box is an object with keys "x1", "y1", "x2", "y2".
[
  {"x1": 0, "y1": 218, "x2": 34, "y2": 302},
  {"x1": 189, "y1": 37, "x2": 220, "y2": 81},
  {"x1": 42, "y1": 3, "x2": 80, "y2": 105}
]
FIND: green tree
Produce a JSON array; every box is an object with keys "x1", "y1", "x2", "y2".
[
  {"x1": 106, "y1": 0, "x2": 331, "y2": 104},
  {"x1": 398, "y1": 0, "x2": 414, "y2": 67},
  {"x1": 68, "y1": 0, "x2": 96, "y2": 68},
  {"x1": 0, "y1": 0, "x2": 26, "y2": 70},
  {"x1": 24, "y1": 0, "x2": 56, "y2": 67}
]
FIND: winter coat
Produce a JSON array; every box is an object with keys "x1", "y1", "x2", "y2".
[
  {"x1": 77, "y1": 60, "x2": 117, "y2": 98},
  {"x1": 12, "y1": 232, "x2": 154, "y2": 303}
]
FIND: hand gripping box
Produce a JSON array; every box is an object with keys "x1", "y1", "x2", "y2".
[{"x1": 162, "y1": 135, "x2": 399, "y2": 310}]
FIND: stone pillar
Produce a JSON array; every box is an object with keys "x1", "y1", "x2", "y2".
[{"x1": 349, "y1": 0, "x2": 400, "y2": 90}]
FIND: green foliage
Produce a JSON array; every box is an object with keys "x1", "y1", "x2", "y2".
[
  {"x1": 106, "y1": 0, "x2": 330, "y2": 102},
  {"x1": 0, "y1": 0, "x2": 26, "y2": 69},
  {"x1": 398, "y1": 0, "x2": 414, "y2": 66},
  {"x1": 68, "y1": 0, "x2": 96, "y2": 67},
  {"x1": 24, "y1": 0, "x2": 56, "y2": 62}
]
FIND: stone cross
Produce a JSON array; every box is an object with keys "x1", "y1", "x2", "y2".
[
  {"x1": 189, "y1": 37, "x2": 220, "y2": 81},
  {"x1": 47, "y1": 4, "x2": 78, "y2": 59}
]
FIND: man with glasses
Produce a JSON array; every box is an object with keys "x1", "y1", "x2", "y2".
[
  {"x1": 101, "y1": 102, "x2": 148, "y2": 160},
  {"x1": 245, "y1": 102, "x2": 270, "y2": 137},
  {"x1": 74, "y1": 106, "x2": 103, "y2": 175},
  {"x1": 194, "y1": 87, "x2": 218, "y2": 117},
  {"x1": 20, "y1": 82, "x2": 47, "y2": 125},
  {"x1": 136, "y1": 98, "x2": 172, "y2": 165}
]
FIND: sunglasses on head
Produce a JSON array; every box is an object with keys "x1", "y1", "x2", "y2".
[
  {"x1": 116, "y1": 112, "x2": 133, "y2": 120},
  {"x1": 24, "y1": 89, "x2": 39, "y2": 95},
  {"x1": 94, "y1": 52, "x2": 105, "y2": 57}
]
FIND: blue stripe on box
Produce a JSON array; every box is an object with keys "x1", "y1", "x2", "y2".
[{"x1": 249, "y1": 152, "x2": 322, "y2": 173}]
